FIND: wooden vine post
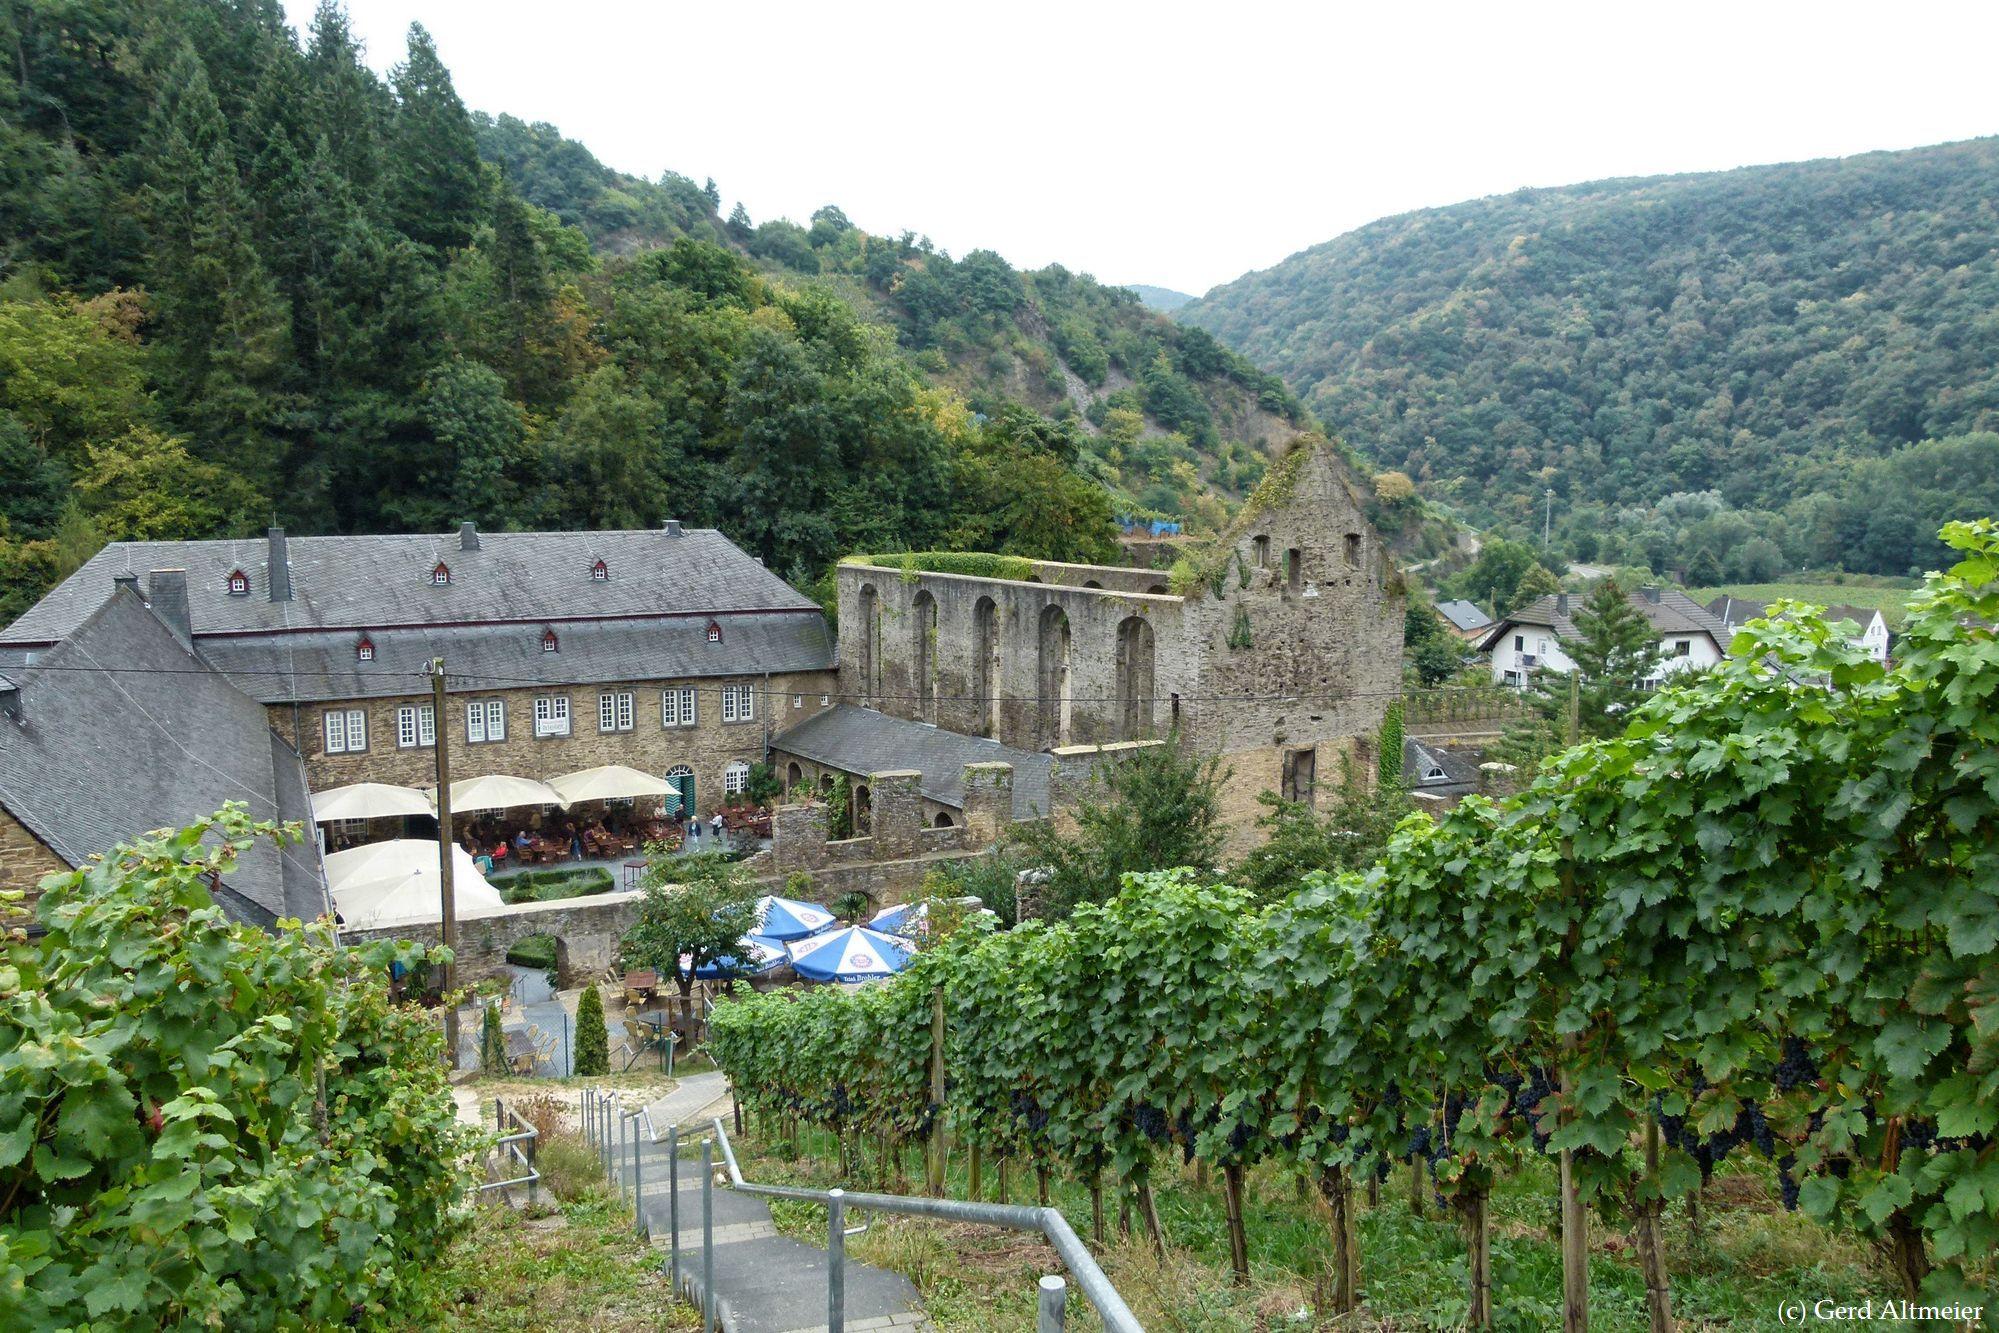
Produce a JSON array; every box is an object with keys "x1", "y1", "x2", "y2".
[
  {"x1": 1222, "y1": 1163, "x2": 1251, "y2": 1284},
  {"x1": 1558, "y1": 670, "x2": 1588, "y2": 1333},
  {"x1": 1464, "y1": 1184, "x2": 1493, "y2": 1329},
  {"x1": 1317, "y1": 1166, "x2": 1359, "y2": 1313},
  {"x1": 1634, "y1": 1117, "x2": 1674, "y2": 1333},
  {"x1": 926, "y1": 987, "x2": 945, "y2": 1197}
]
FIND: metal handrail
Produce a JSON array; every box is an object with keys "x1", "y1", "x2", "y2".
[
  {"x1": 475, "y1": 1097, "x2": 540, "y2": 1201},
  {"x1": 707, "y1": 1116, "x2": 1142, "y2": 1333}
]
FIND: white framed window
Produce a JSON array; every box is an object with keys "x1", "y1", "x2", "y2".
[
  {"x1": 820, "y1": 694, "x2": 829, "y2": 706},
  {"x1": 541, "y1": 628, "x2": 559, "y2": 653},
  {"x1": 721, "y1": 683, "x2": 755, "y2": 723},
  {"x1": 227, "y1": 570, "x2": 249, "y2": 595},
  {"x1": 723, "y1": 761, "x2": 751, "y2": 796},
  {"x1": 431, "y1": 563, "x2": 451, "y2": 585},
  {"x1": 705, "y1": 621, "x2": 722, "y2": 643},
  {"x1": 467, "y1": 699, "x2": 505, "y2": 743},
  {"x1": 599, "y1": 690, "x2": 634, "y2": 733},
  {"x1": 356, "y1": 637, "x2": 375, "y2": 662},
  {"x1": 533, "y1": 694, "x2": 571, "y2": 738},
  {"x1": 396, "y1": 703, "x2": 435, "y2": 749},
  {"x1": 324, "y1": 708, "x2": 366, "y2": 754},
  {"x1": 793, "y1": 694, "x2": 803, "y2": 709},
  {"x1": 591, "y1": 559, "x2": 608, "y2": 581},
  {"x1": 661, "y1": 686, "x2": 697, "y2": 728}
]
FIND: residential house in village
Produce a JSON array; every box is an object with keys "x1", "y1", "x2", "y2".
[
  {"x1": 1434, "y1": 598, "x2": 1494, "y2": 642},
  {"x1": 1706, "y1": 595, "x2": 1893, "y2": 664},
  {"x1": 1479, "y1": 586, "x2": 1732, "y2": 688}
]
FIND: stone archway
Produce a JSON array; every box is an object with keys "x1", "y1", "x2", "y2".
[
  {"x1": 1115, "y1": 615, "x2": 1156, "y2": 740},
  {"x1": 1037, "y1": 604, "x2": 1072, "y2": 749},
  {"x1": 973, "y1": 595, "x2": 999, "y2": 738},
  {"x1": 912, "y1": 589, "x2": 938, "y2": 722},
  {"x1": 857, "y1": 582, "x2": 881, "y2": 704}
]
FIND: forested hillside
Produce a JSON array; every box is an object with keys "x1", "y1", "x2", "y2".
[
  {"x1": 1182, "y1": 139, "x2": 1999, "y2": 577},
  {"x1": 0, "y1": 0, "x2": 1292, "y2": 621},
  {"x1": 481, "y1": 117, "x2": 1309, "y2": 528}
]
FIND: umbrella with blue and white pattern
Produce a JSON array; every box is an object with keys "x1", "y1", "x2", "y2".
[
  {"x1": 692, "y1": 932, "x2": 788, "y2": 980},
  {"x1": 787, "y1": 926, "x2": 915, "y2": 983},
  {"x1": 753, "y1": 894, "x2": 838, "y2": 942}
]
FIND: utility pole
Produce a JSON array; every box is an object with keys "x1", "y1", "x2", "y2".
[
  {"x1": 1543, "y1": 487, "x2": 1555, "y2": 550},
  {"x1": 430, "y1": 658, "x2": 459, "y2": 1063}
]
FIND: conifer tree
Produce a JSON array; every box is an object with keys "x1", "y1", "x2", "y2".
[
  {"x1": 573, "y1": 983, "x2": 609, "y2": 1076},
  {"x1": 1501, "y1": 578, "x2": 1667, "y2": 770},
  {"x1": 390, "y1": 24, "x2": 484, "y2": 255},
  {"x1": 478, "y1": 999, "x2": 507, "y2": 1075},
  {"x1": 141, "y1": 46, "x2": 291, "y2": 500},
  {"x1": 304, "y1": 2, "x2": 392, "y2": 208}
]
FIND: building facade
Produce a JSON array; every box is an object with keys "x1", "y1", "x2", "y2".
[
  {"x1": 1480, "y1": 587, "x2": 1731, "y2": 688},
  {"x1": 828, "y1": 440, "x2": 1407, "y2": 848}
]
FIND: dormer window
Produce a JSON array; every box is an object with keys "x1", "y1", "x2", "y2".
[
  {"x1": 705, "y1": 621, "x2": 722, "y2": 644},
  {"x1": 356, "y1": 635, "x2": 375, "y2": 663},
  {"x1": 1426, "y1": 766, "x2": 1446, "y2": 781},
  {"x1": 590, "y1": 559, "x2": 608, "y2": 581},
  {"x1": 541, "y1": 628, "x2": 559, "y2": 653},
  {"x1": 431, "y1": 563, "x2": 451, "y2": 586},
  {"x1": 226, "y1": 569, "x2": 249, "y2": 596}
]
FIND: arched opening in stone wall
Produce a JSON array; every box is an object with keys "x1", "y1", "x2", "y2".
[
  {"x1": 973, "y1": 596, "x2": 999, "y2": 738},
  {"x1": 1145, "y1": 583, "x2": 1169, "y2": 595},
  {"x1": 1037, "y1": 603, "x2": 1072, "y2": 749},
  {"x1": 857, "y1": 582, "x2": 880, "y2": 704},
  {"x1": 1286, "y1": 548, "x2": 1303, "y2": 594},
  {"x1": 932, "y1": 810, "x2": 955, "y2": 828},
  {"x1": 491, "y1": 932, "x2": 577, "y2": 1073},
  {"x1": 1115, "y1": 615, "x2": 1156, "y2": 740},
  {"x1": 912, "y1": 589, "x2": 937, "y2": 722},
  {"x1": 853, "y1": 783, "x2": 873, "y2": 835},
  {"x1": 786, "y1": 761, "x2": 803, "y2": 790}
]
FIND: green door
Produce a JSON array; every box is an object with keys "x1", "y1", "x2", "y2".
[{"x1": 666, "y1": 766, "x2": 695, "y2": 818}]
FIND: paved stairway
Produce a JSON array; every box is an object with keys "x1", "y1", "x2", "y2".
[{"x1": 619, "y1": 1106, "x2": 927, "y2": 1332}]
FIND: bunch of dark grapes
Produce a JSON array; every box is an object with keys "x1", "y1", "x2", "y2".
[
  {"x1": 1776, "y1": 1153, "x2": 1800, "y2": 1211},
  {"x1": 1774, "y1": 1037, "x2": 1817, "y2": 1092},
  {"x1": 1740, "y1": 1102, "x2": 1776, "y2": 1159},
  {"x1": 1009, "y1": 1091, "x2": 1049, "y2": 1135},
  {"x1": 1405, "y1": 1124, "x2": 1433, "y2": 1162},
  {"x1": 1901, "y1": 1119, "x2": 1937, "y2": 1153},
  {"x1": 1228, "y1": 1122, "x2": 1255, "y2": 1156},
  {"x1": 1488, "y1": 1067, "x2": 1524, "y2": 1101},
  {"x1": 1514, "y1": 1068, "x2": 1556, "y2": 1121},
  {"x1": 1131, "y1": 1103, "x2": 1169, "y2": 1144}
]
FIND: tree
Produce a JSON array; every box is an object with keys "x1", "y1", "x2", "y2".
[
  {"x1": 76, "y1": 427, "x2": 266, "y2": 542},
  {"x1": 1683, "y1": 545, "x2": 1724, "y2": 587},
  {"x1": 624, "y1": 852, "x2": 761, "y2": 1004},
  {"x1": 0, "y1": 413, "x2": 68, "y2": 539},
  {"x1": 1234, "y1": 751, "x2": 1410, "y2": 901},
  {"x1": 1404, "y1": 600, "x2": 1463, "y2": 686},
  {"x1": 1010, "y1": 735, "x2": 1227, "y2": 918},
  {"x1": 478, "y1": 999, "x2": 506, "y2": 1075},
  {"x1": 389, "y1": 24, "x2": 484, "y2": 255},
  {"x1": 573, "y1": 984, "x2": 609, "y2": 1076},
  {"x1": 725, "y1": 202, "x2": 753, "y2": 242}
]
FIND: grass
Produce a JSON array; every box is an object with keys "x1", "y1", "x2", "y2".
[
  {"x1": 505, "y1": 933, "x2": 558, "y2": 970},
  {"x1": 732, "y1": 1122, "x2": 1944, "y2": 1331},
  {"x1": 1688, "y1": 580, "x2": 1918, "y2": 627},
  {"x1": 490, "y1": 867, "x2": 616, "y2": 905},
  {"x1": 385, "y1": 1114, "x2": 694, "y2": 1332}
]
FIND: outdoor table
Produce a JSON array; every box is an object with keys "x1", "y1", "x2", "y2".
[
  {"x1": 623, "y1": 969, "x2": 658, "y2": 1007},
  {"x1": 623, "y1": 858, "x2": 647, "y2": 888},
  {"x1": 503, "y1": 1029, "x2": 535, "y2": 1075}
]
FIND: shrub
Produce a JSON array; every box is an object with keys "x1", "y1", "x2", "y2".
[
  {"x1": 479, "y1": 1000, "x2": 507, "y2": 1075},
  {"x1": 574, "y1": 985, "x2": 609, "y2": 1076},
  {"x1": 0, "y1": 805, "x2": 473, "y2": 1328}
]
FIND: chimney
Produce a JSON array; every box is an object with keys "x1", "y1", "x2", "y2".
[
  {"x1": 147, "y1": 569, "x2": 193, "y2": 651},
  {"x1": 1556, "y1": 592, "x2": 1569, "y2": 616},
  {"x1": 267, "y1": 527, "x2": 292, "y2": 603},
  {"x1": 663, "y1": 519, "x2": 683, "y2": 538},
  {"x1": 113, "y1": 573, "x2": 139, "y2": 596},
  {"x1": 1643, "y1": 585, "x2": 1661, "y2": 604},
  {"x1": 459, "y1": 521, "x2": 480, "y2": 551}
]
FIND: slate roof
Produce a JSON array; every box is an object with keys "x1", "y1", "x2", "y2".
[
  {"x1": 0, "y1": 587, "x2": 330, "y2": 926},
  {"x1": 1478, "y1": 587, "x2": 1732, "y2": 654},
  {"x1": 771, "y1": 706, "x2": 1053, "y2": 820},
  {"x1": 199, "y1": 611, "x2": 835, "y2": 704},
  {"x1": 1435, "y1": 599, "x2": 1492, "y2": 632},
  {"x1": 1, "y1": 525, "x2": 819, "y2": 645},
  {"x1": 1403, "y1": 738, "x2": 1479, "y2": 796},
  {"x1": 1707, "y1": 596, "x2": 1885, "y2": 635}
]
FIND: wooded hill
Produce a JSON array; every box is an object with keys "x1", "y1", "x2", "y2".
[
  {"x1": 475, "y1": 112, "x2": 1310, "y2": 530},
  {"x1": 1181, "y1": 138, "x2": 1999, "y2": 578},
  {"x1": 0, "y1": 0, "x2": 1301, "y2": 620}
]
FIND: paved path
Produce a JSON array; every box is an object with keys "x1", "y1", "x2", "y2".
[
  {"x1": 645, "y1": 1070, "x2": 734, "y2": 1137},
  {"x1": 617, "y1": 1125, "x2": 927, "y2": 1333}
]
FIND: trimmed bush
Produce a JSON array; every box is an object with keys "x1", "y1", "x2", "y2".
[{"x1": 573, "y1": 985, "x2": 609, "y2": 1076}]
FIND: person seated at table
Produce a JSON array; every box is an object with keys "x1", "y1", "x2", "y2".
[
  {"x1": 512, "y1": 828, "x2": 532, "y2": 861},
  {"x1": 491, "y1": 838, "x2": 508, "y2": 864}
]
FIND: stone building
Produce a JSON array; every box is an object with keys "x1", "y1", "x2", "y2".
[
  {"x1": 2, "y1": 522, "x2": 837, "y2": 830},
  {"x1": 826, "y1": 438, "x2": 1405, "y2": 849},
  {"x1": 0, "y1": 582, "x2": 328, "y2": 926}
]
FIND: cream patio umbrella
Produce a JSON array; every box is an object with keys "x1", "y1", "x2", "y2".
[
  {"x1": 324, "y1": 839, "x2": 504, "y2": 928},
  {"x1": 546, "y1": 765, "x2": 678, "y2": 806},
  {"x1": 310, "y1": 781, "x2": 435, "y2": 823},
  {"x1": 424, "y1": 773, "x2": 568, "y2": 814}
]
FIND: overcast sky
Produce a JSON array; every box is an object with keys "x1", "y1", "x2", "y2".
[{"x1": 282, "y1": 1, "x2": 1999, "y2": 295}]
